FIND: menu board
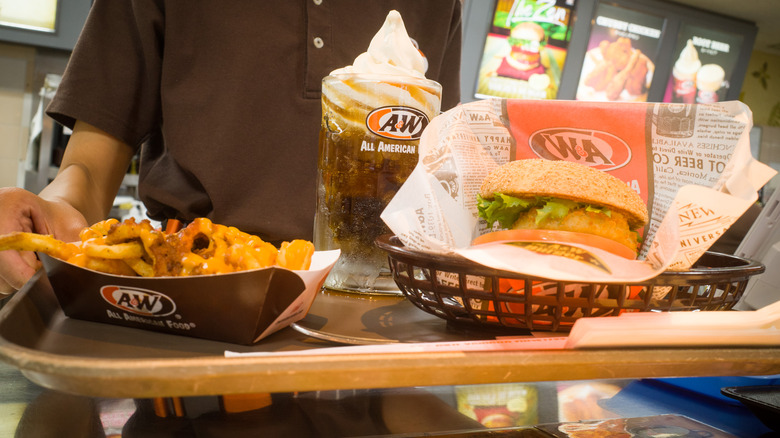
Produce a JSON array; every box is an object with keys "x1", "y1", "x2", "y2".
[
  {"x1": 474, "y1": 0, "x2": 576, "y2": 100},
  {"x1": 663, "y1": 24, "x2": 745, "y2": 104},
  {"x1": 0, "y1": 0, "x2": 58, "y2": 32},
  {"x1": 575, "y1": 3, "x2": 664, "y2": 102}
]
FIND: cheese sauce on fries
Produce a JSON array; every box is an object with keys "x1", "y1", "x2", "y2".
[{"x1": 0, "y1": 218, "x2": 315, "y2": 277}]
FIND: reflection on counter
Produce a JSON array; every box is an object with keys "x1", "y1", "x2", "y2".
[
  {"x1": 5, "y1": 380, "x2": 622, "y2": 436},
  {"x1": 537, "y1": 414, "x2": 738, "y2": 438},
  {"x1": 2, "y1": 358, "x2": 777, "y2": 438},
  {"x1": 456, "y1": 383, "x2": 540, "y2": 427},
  {"x1": 557, "y1": 381, "x2": 625, "y2": 423},
  {"x1": 452, "y1": 380, "x2": 630, "y2": 430}
]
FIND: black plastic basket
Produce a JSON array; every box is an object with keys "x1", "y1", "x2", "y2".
[{"x1": 376, "y1": 234, "x2": 766, "y2": 333}]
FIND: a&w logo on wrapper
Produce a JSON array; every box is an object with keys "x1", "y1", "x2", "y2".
[
  {"x1": 366, "y1": 106, "x2": 429, "y2": 140},
  {"x1": 529, "y1": 128, "x2": 631, "y2": 171},
  {"x1": 101, "y1": 285, "x2": 177, "y2": 317}
]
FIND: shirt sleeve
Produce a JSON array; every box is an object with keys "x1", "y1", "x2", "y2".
[{"x1": 45, "y1": 0, "x2": 165, "y2": 150}]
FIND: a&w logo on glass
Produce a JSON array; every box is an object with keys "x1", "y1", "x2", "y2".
[
  {"x1": 101, "y1": 285, "x2": 176, "y2": 317},
  {"x1": 366, "y1": 106, "x2": 429, "y2": 140}
]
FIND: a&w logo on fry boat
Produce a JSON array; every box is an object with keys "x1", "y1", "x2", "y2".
[
  {"x1": 100, "y1": 285, "x2": 177, "y2": 317},
  {"x1": 528, "y1": 128, "x2": 631, "y2": 171},
  {"x1": 366, "y1": 106, "x2": 429, "y2": 140}
]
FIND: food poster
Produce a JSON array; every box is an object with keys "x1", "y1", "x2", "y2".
[
  {"x1": 475, "y1": 0, "x2": 576, "y2": 100},
  {"x1": 575, "y1": 3, "x2": 664, "y2": 102},
  {"x1": 663, "y1": 24, "x2": 744, "y2": 104}
]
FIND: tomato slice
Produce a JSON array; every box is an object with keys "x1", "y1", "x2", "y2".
[{"x1": 472, "y1": 229, "x2": 638, "y2": 260}]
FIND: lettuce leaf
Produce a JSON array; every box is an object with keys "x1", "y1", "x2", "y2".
[
  {"x1": 535, "y1": 198, "x2": 576, "y2": 224},
  {"x1": 585, "y1": 205, "x2": 612, "y2": 217},
  {"x1": 477, "y1": 193, "x2": 613, "y2": 228},
  {"x1": 477, "y1": 193, "x2": 532, "y2": 228}
]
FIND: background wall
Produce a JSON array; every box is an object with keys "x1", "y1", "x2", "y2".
[
  {"x1": 741, "y1": 50, "x2": 780, "y2": 127},
  {"x1": 0, "y1": 43, "x2": 35, "y2": 189},
  {"x1": 0, "y1": 4, "x2": 778, "y2": 191},
  {"x1": 0, "y1": 43, "x2": 69, "y2": 189}
]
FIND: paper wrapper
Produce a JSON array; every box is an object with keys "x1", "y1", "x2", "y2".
[
  {"x1": 381, "y1": 99, "x2": 776, "y2": 283},
  {"x1": 41, "y1": 250, "x2": 340, "y2": 345}
]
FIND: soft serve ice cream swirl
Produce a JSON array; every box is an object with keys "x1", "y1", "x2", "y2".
[
  {"x1": 323, "y1": 10, "x2": 441, "y2": 130},
  {"x1": 674, "y1": 39, "x2": 701, "y2": 78},
  {"x1": 330, "y1": 10, "x2": 428, "y2": 77}
]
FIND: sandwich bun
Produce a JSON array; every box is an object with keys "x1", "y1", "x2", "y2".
[
  {"x1": 480, "y1": 159, "x2": 648, "y2": 226},
  {"x1": 511, "y1": 22, "x2": 546, "y2": 44}
]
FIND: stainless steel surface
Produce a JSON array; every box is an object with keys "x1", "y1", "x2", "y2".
[{"x1": 289, "y1": 322, "x2": 400, "y2": 345}]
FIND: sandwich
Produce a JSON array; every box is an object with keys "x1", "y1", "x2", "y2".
[
  {"x1": 507, "y1": 22, "x2": 546, "y2": 71},
  {"x1": 476, "y1": 159, "x2": 648, "y2": 257}
]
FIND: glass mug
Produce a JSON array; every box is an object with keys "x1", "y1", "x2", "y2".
[{"x1": 314, "y1": 73, "x2": 442, "y2": 295}]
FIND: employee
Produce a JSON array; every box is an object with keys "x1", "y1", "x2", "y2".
[{"x1": 0, "y1": 0, "x2": 463, "y2": 295}]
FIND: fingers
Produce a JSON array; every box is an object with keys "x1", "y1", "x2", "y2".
[
  {"x1": 0, "y1": 187, "x2": 88, "y2": 293},
  {"x1": 0, "y1": 187, "x2": 47, "y2": 294},
  {"x1": 0, "y1": 249, "x2": 40, "y2": 295}
]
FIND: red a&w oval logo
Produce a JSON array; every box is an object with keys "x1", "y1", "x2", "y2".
[
  {"x1": 366, "y1": 106, "x2": 429, "y2": 140},
  {"x1": 528, "y1": 128, "x2": 631, "y2": 171},
  {"x1": 101, "y1": 285, "x2": 177, "y2": 317}
]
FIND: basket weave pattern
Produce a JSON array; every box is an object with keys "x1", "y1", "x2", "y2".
[{"x1": 377, "y1": 235, "x2": 765, "y2": 333}]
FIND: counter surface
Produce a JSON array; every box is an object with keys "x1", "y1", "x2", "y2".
[
  {"x1": 1, "y1": 273, "x2": 778, "y2": 436},
  {"x1": 1, "y1": 271, "x2": 779, "y2": 399},
  {"x1": 2, "y1": 360, "x2": 776, "y2": 437}
]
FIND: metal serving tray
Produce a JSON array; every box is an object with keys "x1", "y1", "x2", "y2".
[{"x1": 0, "y1": 271, "x2": 778, "y2": 399}]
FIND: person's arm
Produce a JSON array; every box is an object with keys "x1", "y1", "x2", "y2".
[
  {"x1": 0, "y1": 120, "x2": 134, "y2": 294},
  {"x1": 41, "y1": 120, "x2": 136, "y2": 227}
]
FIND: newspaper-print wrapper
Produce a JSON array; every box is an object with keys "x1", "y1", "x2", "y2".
[{"x1": 381, "y1": 99, "x2": 776, "y2": 283}]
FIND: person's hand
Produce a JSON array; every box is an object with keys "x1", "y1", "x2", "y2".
[
  {"x1": 0, "y1": 120, "x2": 135, "y2": 295},
  {"x1": 0, "y1": 187, "x2": 87, "y2": 295}
]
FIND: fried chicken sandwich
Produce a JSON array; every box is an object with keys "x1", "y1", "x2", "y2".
[{"x1": 476, "y1": 159, "x2": 648, "y2": 258}]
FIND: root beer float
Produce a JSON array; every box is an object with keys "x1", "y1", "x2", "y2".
[{"x1": 314, "y1": 11, "x2": 442, "y2": 294}]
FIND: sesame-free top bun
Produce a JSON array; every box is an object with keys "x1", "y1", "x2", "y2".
[
  {"x1": 511, "y1": 22, "x2": 545, "y2": 42},
  {"x1": 479, "y1": 159, "x2": 649, "y2": 228}
]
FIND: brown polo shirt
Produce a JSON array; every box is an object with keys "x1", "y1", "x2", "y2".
[{"x1": 47, "y1": 0, "x2": 462, "y2": 242}]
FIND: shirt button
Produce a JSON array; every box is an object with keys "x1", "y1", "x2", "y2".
[
  {"x1": 313, "y1": 37, "x2": 324, "y2": 48},
  {"x1": 313, "y1": 0, "x2": 322, "y2": 5}
]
